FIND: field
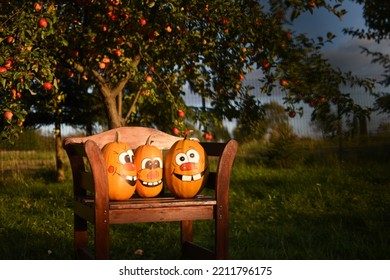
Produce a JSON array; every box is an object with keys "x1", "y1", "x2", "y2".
[{"x1": 0, "y1": 136, "x2": 389, "y2": 260}]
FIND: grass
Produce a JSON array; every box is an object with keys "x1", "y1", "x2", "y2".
[{"x1": 0, "y1": 137, "x2": 390, "y2": 259}]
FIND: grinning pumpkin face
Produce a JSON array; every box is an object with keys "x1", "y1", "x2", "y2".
[
  {"x1": 164, "y1": 139, "x2": 209, "y2": 198},
  {"x1": 102, "y1": 141, "x2": 137, "y2": 200},
  {"x1": 134, "y1": 142, "x2": 163, "y2": 198}
]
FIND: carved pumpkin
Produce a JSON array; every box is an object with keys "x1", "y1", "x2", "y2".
[
  {"x1": 102, "y1": 132, "x2": 137, "y2": 200},
  {"x1": 164, "y1": 136, "x2": 209, "y2": 198},
  {"x1": 134, "y1": 135, "x2": 163, "y2": 197}
]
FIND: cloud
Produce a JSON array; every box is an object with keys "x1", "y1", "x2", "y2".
[{"x1": 324, "y1": 38, "x2": 390, "y2": 78}]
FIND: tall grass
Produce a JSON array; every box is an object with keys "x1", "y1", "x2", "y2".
[{"x1": 0, "y1": 137, "x2": 389, "y2": 259}]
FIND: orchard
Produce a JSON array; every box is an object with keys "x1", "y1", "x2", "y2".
[{"x1": 1, "y1": 0, "x2": 373, "y2": 143}]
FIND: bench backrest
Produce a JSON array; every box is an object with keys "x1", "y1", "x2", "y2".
[{"x1": 63, "y1": 126, "x2": 238, "y2": 198}]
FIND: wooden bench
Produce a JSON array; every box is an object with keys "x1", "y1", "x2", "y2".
[{"x1": 63, "y1": 126, "x2": 238, "y2": 259}]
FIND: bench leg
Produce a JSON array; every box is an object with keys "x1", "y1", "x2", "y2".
[
  {"x1": 181, "y1": 220, "x2": 193, "y2": 244},
  {"x1": 215, "y1": 213, "x2": 228, "y2": 259},
  {"x1": 95, "y1": 219, "x2": 110, "y2": 260},
  {"x1": 74, "y1": 214, "x2": 88, "y2": 259}
]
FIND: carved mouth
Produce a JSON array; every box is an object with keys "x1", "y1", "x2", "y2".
[
  {"x1": 173, "y1": 169, "x2": 206, "y2": 182},
  {"x1": 140, "y1": 179, "x2": 162, "y2": 187},
  {"x1": 120, "y1": 174, "x2": 137, "y2": 186}
]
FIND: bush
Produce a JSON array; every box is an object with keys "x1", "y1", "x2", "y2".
[
  {"x1": 0, "y1": 129, "x2": 54, "y2": 151},
  {"x1": 263, "y1": 122, "x2": 301, "y2": 168}
]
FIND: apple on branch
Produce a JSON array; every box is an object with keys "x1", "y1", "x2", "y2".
[
  {"x1": 4, "y1": 111, "x2": 13, "y2": 121},
  {"x1": 38, "y1": 18, "x2": 48, "y2": 28}
]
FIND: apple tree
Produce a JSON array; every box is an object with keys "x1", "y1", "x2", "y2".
[
  {"x1": 2, "y1": 0, "x2": 373, "y2": 146},
  {"x1": 345, "y1": 0, "x2": 390, "y2": 115}
]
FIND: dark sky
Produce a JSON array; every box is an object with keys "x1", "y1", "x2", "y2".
[{"x1": 293, "y1": 1, "x2": 388, "y2": 78}]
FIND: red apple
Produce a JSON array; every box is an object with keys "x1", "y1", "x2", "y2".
[
  {"x1": 116, "y1": 37, "x2": 125, "y2": 45},
  {"x1": 6, "y1": 35, "x2": 15, "y2": 44},
  {"x1": 99, "y1": 62, "x2": 106, "y2": 69},
  {"x1": 34, "y1": 2, "x2": 43, "y2": 11},
  {"x1": 43, "y1": 82, "x2": 53, "y2": 90},
  {"x1": 38, "y1": 18, "x2": 48, "y2": 28},
  {"x1": 113, "y1": 49, "x2": 122, "y2": 56},
  {"x1": 145, "y1": 75, "x2": 152, "y2": 83},
  {"x1": 109, "y1": 0, "x2": 120, "y2": 5},
  {"x1": 102, "y1": 57, "x2": 110, "y2": 63},
  {"x1": 67, "y1": 69, "x2": 75, "y2": 78},
  {"x1": 280, "y1": 79, "x2": 288, "y2": 87},
  {"x1": 177, "y1": 109, "x2": 185, "y2": 118},
  {"x1": 5, "y1": 59, "x2": 13, "y2": 69},
  {"x1": 262, "y1": 60, "x2": 271, "y2": 69},
  {"x1": 139, "y1": 17, "x2": 146, "y2": 26},
  {"x1": 204, "y1": 133, "x2": 213, "y2": 140},
  {"x1": 172, "y1": 127, "x2": 180, "y2": 135},
  {"x1": 288, "y1": 111, "x2": 296, "y2": 118},
  {"x1": 4, "y1": 111, "x2": 13, "y2": 120},
  {"x1": 0, "y1": 67, "x2": 7, "y2": 73}
]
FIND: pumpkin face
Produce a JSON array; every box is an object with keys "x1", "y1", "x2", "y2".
[
  {"x1": 102, "y1": 141, "x2": 137, "y2": 200},
  {"x1": 164, "y1": 139, "x2": 209, "y2": 198},
  {"x1": 134, "y1": 140, "x2": 163, "y2": 198}
]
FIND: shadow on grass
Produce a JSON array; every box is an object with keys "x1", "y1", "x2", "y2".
[{"x1": 0, "y1": 227, "x2": 73, "y2": 260}]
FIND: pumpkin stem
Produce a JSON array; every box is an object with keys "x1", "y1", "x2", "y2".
[
  {"x1": 115, "y1": 131, "x2": 120, "y2": 143},
  {"x1": 145, "y1": 134, "x2": 155, "y2": 145},
  {"x1": 184, "y1": 130, "x2": 194, "y2": 140}
]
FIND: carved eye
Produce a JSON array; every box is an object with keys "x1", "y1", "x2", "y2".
[
  {"x1": 187, "y1": 149, "x2": 200, "y2": 163},
  {"x1": 141, "y1": 157, "x2": 163, "y2": 169},
  {"x1": 175, "y1": 152, "x2": 188, "y2": 165},
  {"x1": 119, "y1": 150, "x2": 134, "y2": 164}
]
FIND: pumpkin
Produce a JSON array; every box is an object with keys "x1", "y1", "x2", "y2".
[
  {"x1": 102, "y1": 132, "x2": 137, "y2": 200},
  {"x1": 164, "y1": 136, "x2": 209, "y2": 198},
  {"x1": 134, "y1": 135, "x2": 163, "y2": 197}
]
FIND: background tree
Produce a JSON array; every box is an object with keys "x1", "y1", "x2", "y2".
[
  {"x1": 1, "y1": 0, "x2": 376, "y2": 175},
  {"x1": 345, "y1": 0, "x2": 390, "y2": 114},
  {"x1": 1, "y1": 0, "x2": 353, "y2": 137}
]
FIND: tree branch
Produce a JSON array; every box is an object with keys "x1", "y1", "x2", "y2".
[{"x1": 123, "y1": 86, "x2": 143, "y2": 124}]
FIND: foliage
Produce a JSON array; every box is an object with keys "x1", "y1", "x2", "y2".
[
  {"x1": 233, "y1": 95, "x2": 267, "y2": 141},
  {"x1": 345, "y1": 0, "x2": 390, "y2": 114},
  {"x1": 262, "y1": 122, "x2": 299, "y2": 168},
  {"x1": 1, "y1": 0, "x2": 375, "y2": 142}
]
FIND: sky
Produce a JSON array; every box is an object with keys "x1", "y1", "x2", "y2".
[
  {"x1": 293, "y1": 0, "x2": 388, "y2": 78},
  {"x1": 242, "y1": 1, "x2": 389, "y2": 137}
]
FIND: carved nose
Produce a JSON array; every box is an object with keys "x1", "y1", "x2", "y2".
[
  {"x1": 124, "y1": 162, "x2": 135, "y2": 171},
  {"x1": 147, "y1": 170, "x2": 160, "y2": 180},
  {"x1": 180, "y1": 162, "x2": 196, "y2": 171}
]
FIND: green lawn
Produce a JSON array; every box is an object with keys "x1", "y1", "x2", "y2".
[{"x1": 0, "y1": 138, "x2": 389, "y2": 259}]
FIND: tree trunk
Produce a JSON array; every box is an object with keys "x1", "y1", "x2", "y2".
[
  {"x1": 101, "y1": 86, "x2": 123, "y2": 129},
  {"x1": 91, "y1": 55, "x2": 141, "y2": 130},
  {"x1": 55, "y1": 121, "x2": 65, "y2": 182}
]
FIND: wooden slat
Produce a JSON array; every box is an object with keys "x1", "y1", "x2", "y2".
[
  {"x1": 110, "y1": 196, "x2": 216, "y2": 209},
  {"x1": 63, "y1": 126, "x2": 182, "y2": 150},
  {"x1": 74, "y1": 200, "x2": 95, "y2": 223},
  {"x1": 76, "y1": 171, "x2": 94, "y2": 192},
  {"x1": 78, "y1": 195, "x2": 216, "y2": 209},
  {"x1": 109, "y1": 205, "x2": 214, "y2": 224}
]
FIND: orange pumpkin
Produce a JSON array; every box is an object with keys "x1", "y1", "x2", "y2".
[
  {"x1": 134, "y1": 135, "x2": 163, "y2": 197},
  {"x1": 102, "y1": 132, "x2": 137, "y2": 200},
  {"x1": 164, "y1": 137, "x2": 209, "y2": 198}
]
